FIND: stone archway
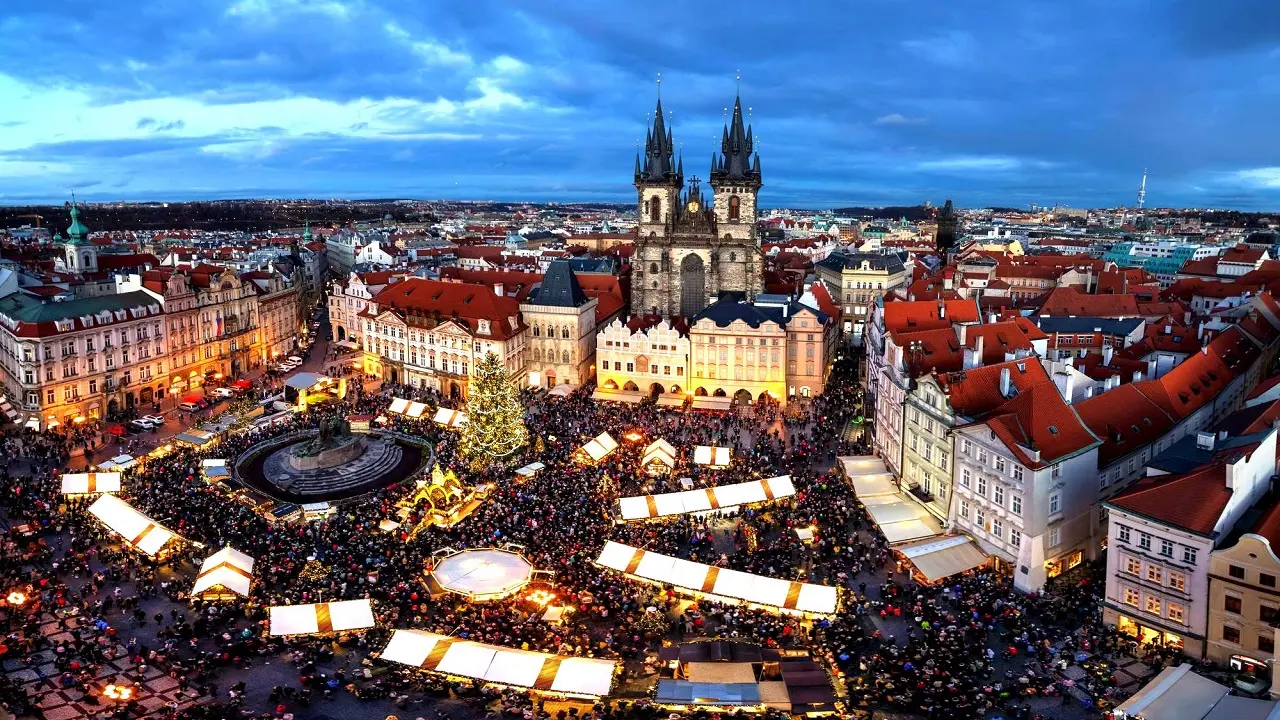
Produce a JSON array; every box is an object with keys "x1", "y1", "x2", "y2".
[
  {"x1": 649, "y1": 382, "x2": 663, "y2": 397},
  {"x1": 695, "y1": 387, "x2": 708, "y2": 396},
  {"x1": 713, "y1": 388, "x2": 727, "y2": 397},
  {"x1": 603, "y1": 379, "x2": 619, "y2": 390},
  {"x1": 680, "y1": 254, "x2": 706, "y2": 317},
  {"x1": 623, "y1": 381, "x2": 639, "y2": 392},
  {"x1": 669, "y1": 384, "x2": 682, "y2": 395},
  {"x1": 734, "y1": 388, "x2": 753, "y2": 405},
  {"x1": 337, "y1": 326, "x2": 346, "y2": 341}
]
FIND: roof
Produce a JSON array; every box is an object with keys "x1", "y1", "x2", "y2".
[
  {"x1": 936, "y1": 357, "x2": 1054, "y2": 420},
  {"x1": 1108, "y1": 463, "x2": 1231, "y2": 536},
  {"x1": 1249, "y1": 498, "x2": 1280, "y2": 550},
  {"x1": 891, "y1": 327, "x2": 964, "y2": 377},
  {"x1": 973, "y1": 382, "x2": 1100, "y2": 468},
  {"x1": 816, "y1": 251, "x2": 905, "y2": 274},
  {"x1": 369, "y1": 278, "x2": 525, "y2": 340},
  {"x1": 0, "y1": 290, "x2": 161, "y2": 338},
  {"x1": 691, "y1": 301, "x2": 787, "y2": 331},
  {"x1": 1038, "y1": 286, "x2": 1139, "y2": 317},
  {"x1": 1075, "y1": 384, "x2": 1176, "y2": 466},
  {"x1": 1033, "y1": 316, "x2": 1144, "y2": 335},
  {"x1": 882, "y1": 299, "x2": 980, "y2": 334},
  {"x1": 529, "y1": 259, "x2": 588, "y2": 307},
  {"x1": 1147, "y1": 430, "x2": 1266, "y2": 475}
]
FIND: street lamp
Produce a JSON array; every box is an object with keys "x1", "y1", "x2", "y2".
[
  {"x1": 6, "y1": 591, "x2": 25, "y2": 606},
  {"x1": 103, "y1": 684, "x2": 134, "y2": 701}
]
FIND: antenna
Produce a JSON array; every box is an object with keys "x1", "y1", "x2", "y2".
[
  {"x1": 1136, "y1": 168, "x2": 1148, "y2": 210},
  {"x1": 736, "y1": 68, "x2": 741, "y2": 94},
  {"x1": 656, "y1": 72, "x2": 661, "y2": 100}
]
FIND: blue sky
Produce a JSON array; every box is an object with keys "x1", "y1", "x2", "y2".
[{"x1": 3, "y1": 0, "x2": 1280, "y2": 209}]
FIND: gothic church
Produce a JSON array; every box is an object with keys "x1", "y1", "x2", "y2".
[{"x1": 632, "y1": 93, "x2": 763, "y2": 318}]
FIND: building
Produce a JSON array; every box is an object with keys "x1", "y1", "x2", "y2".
[
  {"x1": 140, "y1": 269, "x2": 202, "y2": 396},
  {"x1": 753, "y1": 295, "x2": 834, "y2": 399},
  {"x1": 360, "y1": 278, "x2": 527, "y2": 398},
  {"x1": 688, "y1": 300, "x2": 787, "y2": 405},
  {"x1": 813, "y1": 251, "x2": 907, "y2": 336},
  {"x1": 935, "y1": 200, "x2": 958, "y2": 253},
  {"x1": 0, "y1": 288, "x2": 169, "y2": 426},
  {"x1": 187, "y1": 265, "x2": 262, "y2": 380},
  {"x1": 329, "y1": 271, "x2": 405, "y2": 345},
  {"x1": 632, "y1": 94, "x2": 763, "y2": 317},
  {"x1": 951, "y1": 382, "x2": 1101, "y2": 591},
  {"x1": 596, "y1": 317, "x2": 690, "y2": 398},
  {"x1": 1207, "y1": 503, "x2": 1280, "y2": 675},
  {"x1": 520, "y1": 260, "x2": 599, "y2": 389},
  {"x1": 1103, "y1": 428, "x2": 1277, "y2": 658},
  {"x1": 243, "y1": 269, "x2": 301, "y2": 364}
]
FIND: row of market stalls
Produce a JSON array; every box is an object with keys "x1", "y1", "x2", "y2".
[
  {"x1": 386, "y1": 397, "x2": 469, "y2": 428},
  {"x1": 617, "y1": 475, "x2": 796, "y2": 521},
  {"x1": 655, "y1": 642, "x2": 839, "y2": 716},
  {"x1": 839, "y1": 455, "x2": 989, "y2": 585},
  {"x1": 595, "y1": 541, "x2": 838, "y2": 616},
  {"x1": 575, "y1": 432, "x2": 733, "y2": 471},
  {"x1": 1111, "y1": 663, "x2": 1280, "y2": 720}
]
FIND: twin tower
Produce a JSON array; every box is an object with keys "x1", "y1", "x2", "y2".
[{"x1": 632, "y1": 92, "x2": 764, "y2": 319}]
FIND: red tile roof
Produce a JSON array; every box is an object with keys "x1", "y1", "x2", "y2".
[
  {"x1": 975, "y1": 383, "x2": 1099, "y2": 468},
  {"x1": 368, "y1": 278, "x2": 525, "y2": 340},
  {"x1": 1075, "y1": 384, "x2": 1175, "y2": 465},
  {"x1": 1248, "y1": 497, "x2": 1280, "y2": 549},
  {"x1": 1038, "y1": 287, "x2": 1139, "y2": 317},
  {"x1": 937, "y1": 357, "x2": 1053, "y2": 419},
  {"x1": 1109, "y1": 463, "x2": 1231, "y2": 535},
  {"x1": 891, "y1": 327, "x2": 965, "y2": 377},
  {"x1": 882, "y1": 299, "x2": 980, "y2": 334}
]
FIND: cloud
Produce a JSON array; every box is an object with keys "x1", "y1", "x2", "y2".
[
  {"x1": 915, "y1": 156, "x2": 1025, "y2": 173},
  {"x1": 874, "y1": 113, "x2": 926, "y2": 126},
  {"x1": 1227, "y1": 168, "x2": 1280, "y2": 188}
]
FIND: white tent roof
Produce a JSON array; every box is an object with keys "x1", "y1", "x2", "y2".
[
  {"x1": 201, "y1": 458, "x2": 227, "y2": 468},
  {"x1": 693, "y1": 445, "x2": 732, "y2": 467},
  {"x1": 1112, "y1": 664, "x2": 1233, "y2": 720},
  {"x1": 579, "y1": 432, "x2": 618, "y2": 461},
  {"x1": 192, "y1": 547, "x2": 255, "y2": 597},
  {"x1": 268, "y1": 599, "x2": 375, "y2": 636},
  {"x1": 432, "y1": 407, "x2": 467, "y2": 426},
  {"x1": 897, "y1": 535, "x2": 988, "y2": 583},
  {"x1": 388, "y1": 398, "x2": 410, "y2": 414},
  {"x1": 87, "y1": 494, "x2": 178, "y2": 557},
  {"x1": 618, "y1": 476, "x2": 795, "y2": 521},
  {"x1": 863, "y1": 496, "x2": 943, "y2": 544},
  {"x1": 61, "y1": 472, "x2": 121, "y2": 495},
  {"x1": 641, "y1": 438, "x2": 678, "y2": 468},
  {"x1": 515, "y1": 462, "x2": 545, "y2": 477},
  {"x1": 595, "y1": 541, "x2": 837, "y2": 615},
  {"x1": 380, "y1": 630, "x2": 617, "y2": 697}
]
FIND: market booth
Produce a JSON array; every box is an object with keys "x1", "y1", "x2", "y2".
[
  {"x1": 388, "y1": 397, "x2": 429, "y2": 419},
  {"x1": 578, "y1": 432, "x2": 618, "y2": 463},
  {"x1": 654, "y1": 642, "x2": 839, "y2": 716},
  {"x1": 432, "y1": 407, "x2": 468, "y2": 428},
  {"x1": 175, "y1": 429, "x2": 217, "y2": 449},
  {"x1": 641, "y1": 439, "x2": 678, "y2": 474},
  {"x1": 429, "y1": 547, "x2": 536, "y2": 602},
  {"x1": 1110, "y1": 662, "x2": 1280, "y2": 720},
  {"x1": 617, "y1": 475, "x2": 796, "y2": 521},
  {"x1": 87, "y1": 494, "x2": 183, "y2": 560},
  {"x1": 514, "y1": 462, "x2": 545, "y2": 478},
  {"x1": 380, "y1": 629, "x2": 618, "y2": 698},
  {"x1": 268, "y1": 599, "x2": 376, "y2": 636},
  {"x1": 693, "y1": 445, "x2": 732, "y2": 468},
  {"x1": 61, "y1": 472, "x2": 122, "y2": 497},
  {"x1": 201, "y1": 459, "x2": 231, "y2": 483},
  {"x1": 97, "y1": 454, "x2": 137, "y2": 472},
  {"x1": 595, "y1": 541, "x2": 837, "y2": 617},
  {"x1": 895, "y1": 535, "x2": 989, "y2": 584},
  {"x1": 191, "y1": 547, "x2": 255, "y2": 601}
]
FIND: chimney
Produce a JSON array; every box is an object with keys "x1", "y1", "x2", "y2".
[
  {"x1": 1226, "y1": 462, "x2": 1237, "y2": 491},
  {"x1": 1184, "y1": 310, "x2": 1193, "y2": 324},
  {"x1": 1147, "y1": 358, "x2": 1157, "y2": 379},
  {"x1": 1000, "y1": 366, "x2": 1012, "y2": 397},
  {"x1": 1196, "y1": 431, "x2": 1216, "y2": 452},
  {"x1": 1198, "y1": 322, "x2": 1206, "y2": 340},
  {"x1": 1085, "y1": 385, "x2": 1096, "y2": 398},
  {"x1": 1132, "y1": 370, "x2": 1143, "y2": 383},
  {"x1": 957, "y1": 323, "x2": 968, "y2": 345},
  {"x1": 1164, "y1": 324, "x2": 1173, "y2": 335},
  {"x1": 944, "y1": 278, "x2": 953, "y2": 290},
  {"x1": 939, "y1": 303, "x2": 946, "y2": 319},
  {"x1": 495, "y1": 282, "x2": 505, "y2": 296},
  {"x1": 1102, "y1": 344, "x2": 1114, "y2": 365},
  {"x1": 974, "y1": 334, "x2": 985, "y2": 364}
]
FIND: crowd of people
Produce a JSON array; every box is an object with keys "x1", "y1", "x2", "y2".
[{"x1": 0, "y1": 346, "x2": 1138, "y2": 720}]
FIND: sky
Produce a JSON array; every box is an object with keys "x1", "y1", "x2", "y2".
[{"x1": 3, "y1": 0, "x2": 1280, "y2": 210}]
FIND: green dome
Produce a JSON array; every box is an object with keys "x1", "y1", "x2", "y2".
[{"x1": 65, "y1": 203, "x2": 90, "y2": 244}]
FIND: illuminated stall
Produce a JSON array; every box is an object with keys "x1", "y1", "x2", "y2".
[
  {"x1": 577, "y1": 433, "x2": 619, "y2": 463},
  {"x1": 617, "y1": 476, "x2": 795, "y2": 521},
  {"x1": 693, "y1": 445, "x2": 732, "y2": 468},
  {"x1": 60, "y1": 472, "x2": 122, "y2": 497},
  {"x1": 268, "y1": 599, "x2": 376, "y2": 636},
  {"x1": 191, "y1": 547, "x2": 255, "y2": 601},
  {"x1": 87, "y1": 494, "x2": 183, "y2": 560}
]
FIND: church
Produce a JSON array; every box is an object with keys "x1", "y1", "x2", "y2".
[{"x1": 631, "y1": 92, "x2": 763, "y2": 318}]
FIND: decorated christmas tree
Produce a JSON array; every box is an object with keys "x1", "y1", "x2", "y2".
[{"x1": 460, "y1": 351, "x2": 528, "y2": 469}]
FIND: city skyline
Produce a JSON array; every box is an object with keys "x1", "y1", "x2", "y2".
[{"x1": 3, "y1": 0, "x2": 1280, "y2": 210}]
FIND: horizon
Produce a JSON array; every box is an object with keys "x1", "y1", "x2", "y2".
[{"x1": 4, "y1": 1, "x2": 1280, "y2": 210}]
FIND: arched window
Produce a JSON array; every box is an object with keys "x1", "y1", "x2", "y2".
[
  {"x1": 729, "y1": 252, "x2": 737, "y2": 263},
  {"x1": 648, "y1": 197, "x2": 660, "y2": 222},
  {"x1": 561, "y1": 327, "x2": 570, "y2": 339},
  {"x1": 728, "y1": 195, "x2": 741, "y2": 221},
  {"x1": 649, "y1": 262, "x2": 659, "y2": 275},
  {"x1": 546, "y1": 324, "x2": 555, "y2": 337},
  {"x1": 532, "y1": 326, "x2": 540, "y2": 337},
  {"x1": 561, "y1": 350, "x2": 570, "y2": 363}
]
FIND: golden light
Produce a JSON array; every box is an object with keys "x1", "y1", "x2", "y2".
[
  {"x1": 6, "y1": 591, "x2": 25, "y2": 606},
  {"x1": 72, "y1": 416, "x2": 86, "y2": 424},
  {"x1": 103, "y1": 684, "x2": 134, "y2": 701},
  {"x1": 526, "y1": 589, "x2": 556, "y2": 607},
  {"x1": 214, "y1": 373, "x2": 224, "y2": 380},
  {"x1": 624, "y1": 431, "x2": 644, "y2": 442}
]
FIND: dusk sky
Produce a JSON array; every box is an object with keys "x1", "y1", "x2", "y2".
[{"x1": 3, "y1": 0, "x2": 1280, "y2": 209}]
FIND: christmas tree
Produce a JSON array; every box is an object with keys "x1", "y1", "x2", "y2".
[{"x1": 460, "y1": 351, "x2": 528, "y2": 469}]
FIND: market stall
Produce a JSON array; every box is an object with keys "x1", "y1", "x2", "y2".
[
  {"x1": 595, "y1": 541, "x2": 837, "y2": 616},
  {"x1": 578, "y1": 432, "x2": 618, "y2": 463},
  {"x1": 617, "y1": 475, "x2": 795, "y2": 521},
  {"x1": 191, "y1": 547, "x2": 255, "y2": 600},
  {"x1": 268, "y1": 599, "x2": 376, "y2": 636},
  {"x1": 640, "y1": 438, "x2": 678, "y2": 474},
  {"x1": 175, "y1": 429, "x2": 217, "y2": 449},
  {"x1": 87, "y1": 494, "x2": 183, "y2": 560},
  {"x1": 429, "y1": 547, "x2": 535, "y2": 602},
  {"x1": 693, "y1": 445, "x2": 732, "y2": 468},
  {"x1": 60, "y1": 472, "x2": 122, "y2": 497},
  {"x1": 432, "y1": 407, "x2": 467, "y2": 427},
  {"x1": 201, "y1": 459, "x2": 230, "y2": 482},
  {"x1": 514, "y1": 462, "x2": 545, "y2": 477},
  {"x1": 380, "y1": 629, "x2": 618, "y2": 698}
]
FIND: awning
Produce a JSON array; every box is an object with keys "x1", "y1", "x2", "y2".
[
  {"x1": 514, "y1": 462, "x2": 545, "y2": 477},
  {"x1": 176, "y1": 430, "x2": 216, "y2": 446},
  {"x1": 87, "y1": 494, "x2": 180, "y2": 557},
  {"x1": 61, "y1": 472, "x2": 122, "y2": 495},
  {"x1": 1112, "y1": 664, "x2": 1232, "y2": 720},
  {"x1": 578, "y1": 432, "x2": 618, "y2": 462},
  {"x1": 618, "y1": 475, "x2": 795, "y2": 521},
  {"x1": 268, "y1": 599, "x2": 375, "y2": 636},
  {"x1": 640, "y1": 438, "x2": 677, "y2": 469},
  {"x1": 285, "y1": 372, "x2": 324, "y2": 390},
  {"x1": 693, "y1": 445, "x2": 732, "y2": 467},
  {"x1": 547, "y1": 383, "x2": 573, "y2": 397},
  {"x1": 432, "y1": 407, "x2": 467, "y2": 427},
  {"x1": 897, "y1": 535, "x2": 988, "y2": 583},
  {"x1": 656, "y1": 395, "x2": 685, "y2": 408},
  {"x1": 192, "y1": 547, "x2": 255, "y2": 598},
  {"x1": 596, "y1": 541, "x2": 837, "y2": 615},
  {"x1": 591, "y1": 389, "x2": 645, "y2": 404},
  {"x1": 691, "y1": 396, "x2": 733, "y2": 411},
  {"x1": 862, "y1": 494, "x2": 942, "y2": 544},
  {"x1": 379, "y1": 630, "x2": 618, "y2": 697}
]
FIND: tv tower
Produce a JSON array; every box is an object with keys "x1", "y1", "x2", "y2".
[{"x1": 1136, "y1": 169, "x2": 1147, "y2": 209}]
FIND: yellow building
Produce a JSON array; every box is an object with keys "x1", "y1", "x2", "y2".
[
  {"x1": 595, "y1": 317, "x2": 689, "y2": 399},
  {"x1": 1207, "y1": 521, "x2": 1280, "y2": 674},
  {"x1": 688, "y1": 300, "x2": 787, "y2": 406}
]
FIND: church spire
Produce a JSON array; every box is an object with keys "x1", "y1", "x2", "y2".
[
  {"x1": 637, "y1": 96, "x2": 680, "y2": 185},
  {"x1": 710, "y1": 89, "x2": 761, "y2": 186}
]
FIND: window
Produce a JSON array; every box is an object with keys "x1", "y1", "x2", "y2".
[
  {"x1": 1049, "y1": 528, "x2": 1060, "y2": 547},
  {"x1": 959, "y1": 500, "x2": 970, "y2": 519},
  {"x1": 1262, "y1": 574, "x2": 1276, "y2": 588},
  {"x1": 1012, "y1": 466, "x2": 1023, "y2": 482},
  {"x1": 1261, "y1": 635, "x2": 1275, "y2": 653},
  {"x1": 1125, "y1": 557, "x2": 1142, "y2": 575},
  {"x1": 1010, "y1": 528, "x2": 1021, "y2": 548},
  {"x1": 1183, "y1": 547, "x2": 1198, "y2": 565},
  {"x1": 1145, "y1": 596, "x2": 1161, "y2": 615},
  {"x1": 961, "y1": 468, "x2": 971, "y2": 487},
  {"x1": 963, "y1": 439, "x2": 972, "y2": 455},
  {"x1": 1049, "y1": 493, "x2": 1061, "y2": 514},
  {"x1": 1146, "y1": 565, "x2": 1162, "y2": 584},
  {"x1": 1118, "y1": 526, "x2": 1131, "y2": 544},
  {"x1": 993, "y1": 486, "x2": 1004, "y2": 506},
  {"x1": 1160, "y1": 539, "x2": 1174, "y2": 557},
  {"x1": 974, "y1": 508, "x2": 986, "y2": 529},
  {"x1": 1124, "y1": 587, "x2": 1140, "y2": 606},
  {"x1": 1226, "y1": 596, "x2": 1243, "y2": 614},
  {"x1": 995, "y1": 456, "x2": 1006, "y2": 473},
  {"x1": 992, "y1": 519, "x2": 1002, "y2": 539},
  {"x1": 976, "y1": 477, "x2": 987, "y2": 497},
  {"x1": 939, "y1": 451, "x2": 949, "y2": 471},
  {"x1": 1011, "y1": 495, "x2": 1022, "y2": 516},
  {"x1": 1261, "y1": 605, "x2": 1280, "y2": 624},
  {"x1": 1169, "y1": 571, "x2": 1186, "y2": 592},
  {"x1": 1139, "y1": 533, "x2": 1152, "y2": 551},
  {"x1": 1230, "y1": 565, "x2": 1245, "y2": 579},
  {"x1": 1223, "y1": 626, "x2": 1241, "y2": 644},
  {"x1": 1168, "y1": 603, "x2": 1185, "y2": 623}
]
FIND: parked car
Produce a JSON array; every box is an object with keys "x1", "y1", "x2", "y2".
[
  {"x1": 211, "y1": 387, "x2": 235, "y2": 399},
  {"x1": 288, "y1": 355, "x2": 303, "y2": 363},
  {"x1": 178, "y1": 401, "x2": 201, "y2": 412},
  {"x1": 140, "y1": 415, "x2": 165, "y2": 426},
  {"x1": 128, "y1": 419, "x2": 158, "y2": 432}
]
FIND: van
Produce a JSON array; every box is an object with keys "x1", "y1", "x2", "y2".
[{"x1": 179, "y1": 401, "x2": 200, "y2": 412}]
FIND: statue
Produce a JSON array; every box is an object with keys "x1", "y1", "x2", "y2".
[{"x1": 298, "y1": 415, "x2": 354, "y2": 456}]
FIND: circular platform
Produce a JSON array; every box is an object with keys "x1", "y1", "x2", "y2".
[{"x1": 433, "y1": 549, "x2": 534, "y2": 601}]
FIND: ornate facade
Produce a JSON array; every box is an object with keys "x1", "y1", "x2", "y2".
[{"x1": 632, "y1": 94, "x2": 763, "y2": 318}]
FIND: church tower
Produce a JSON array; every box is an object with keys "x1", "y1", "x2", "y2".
[
  {"x1": 709, "y1": 92, "x2": 763, "y2": 301},
  {"x1": 633, "y1": 98, "x2": 684, "y2": 316},
  {"x1": 61, "y1": 199, "x2": 98, "y2": 273}
]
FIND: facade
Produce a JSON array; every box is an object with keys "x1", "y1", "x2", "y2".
[
  {"x1": 596, "y1": 318, "x2": 690, "y2": 396},
  {"x1": 190, "y1": 266, "x2": 261, "y2": 380},
  {"x1": 813, "y1": 251, "x2": 908, "y2": 336},
  {"x1": 141, "y1": 270, "x2": 202, "y2": 396},
  {"x1": 1207, "y1": 520, "x2": 1280, "y2": 673},
  {"x1": 632, "y1": 95, "x2": 763, "y2": 317},
  {"x1": 245, "y1": 270, "x2": 302, "y2": 364},
  {"x1": 360, "y1": 278, "x2": 527, "y2": 398},
  {"x1": 329, "y1": 271, "x2": 405, "y2": 345},
  {"x1": 520, "y1": 260, "x2": 599, "y2": 389},
  {"x1": 0, "y1": 289, "x2": 169, "y2": 425},
  {"x1": 688, "y1": 301, "x2": 787, "y2": 405}
]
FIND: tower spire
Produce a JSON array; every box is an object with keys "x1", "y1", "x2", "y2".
[
  {"x1": 1137, "y1": 168, "x2": 1148, "y2": 210},
  {"x1": 711, "y1": 81, "x2": 760, "y2": 185}
]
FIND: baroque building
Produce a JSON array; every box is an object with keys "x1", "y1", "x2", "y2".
[{"x1": 632, "y1": 94, "x2": 763, "y2": 318}]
